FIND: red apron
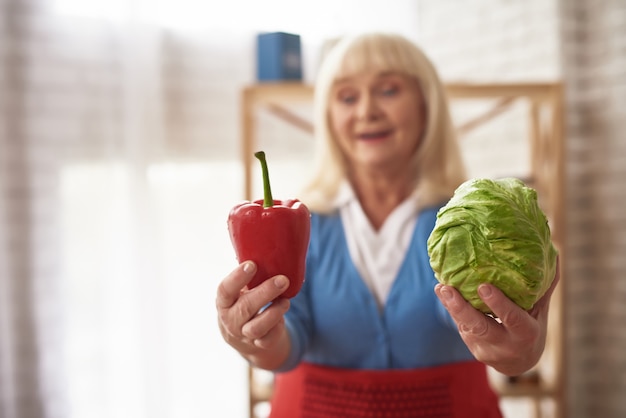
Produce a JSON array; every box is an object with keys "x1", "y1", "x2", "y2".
[{"x1": 269, "y1": 361, "x2": 502, "y2": 418}]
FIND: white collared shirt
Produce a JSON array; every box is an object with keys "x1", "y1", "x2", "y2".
[{"x1": 334, "y1": 183, "x2": 418, "y2": 309}]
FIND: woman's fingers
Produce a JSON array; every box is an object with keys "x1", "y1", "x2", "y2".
[
  {"x1": 435, "y1": 282, "x2": 550, "y2": 376},
  {"x1": 253, "y1": 316, "x2": 287, "y2": 349},
  {"x1": 216, "y1": 260, "x2": 290, "y2": 346},
  {"x1": 435, "y1": 284, "x2": 490, "y2": 337},
  {"x1": 215, "y1": 261, "x2": 256, "y2": 309},
  {"x1": 242, "y1": 298, "x2": 290, "y2": 347},
  {"x1": 478, "y1": 284, "x2": 530, "y2": 333},
  {"x1": 232, "y1": 275, "x2": 290, "y2": 322},
  {"x1": 215, "y1": 263, "x2": 292, "y2": 369}
]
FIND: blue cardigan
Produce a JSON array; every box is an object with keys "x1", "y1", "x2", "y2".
[{"x1": 278, "y1": 206, "x2": 475, "y2": 372}]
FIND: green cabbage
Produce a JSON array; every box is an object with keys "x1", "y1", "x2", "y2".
[{"x1": 427, "y1": 177, "x2": 557, "y2": 313}]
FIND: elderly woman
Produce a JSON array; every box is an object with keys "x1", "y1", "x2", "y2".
[{"x1": 216, "y1": 32, "x2": 558, "y2": 418}]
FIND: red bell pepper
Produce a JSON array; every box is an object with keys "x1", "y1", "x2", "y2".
[{"x1": 227, "y1": 151, "x2": 311, "y2": 298}]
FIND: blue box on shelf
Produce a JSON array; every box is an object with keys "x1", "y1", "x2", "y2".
[{"x1": 256, "y1": 32, "x2": 302, "y2": 82}]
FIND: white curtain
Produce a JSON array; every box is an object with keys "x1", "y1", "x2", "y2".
[
  {"x1": 0, "y1": 1, "x2": 420, "y2": 417},
  {"x1": 0, "y1": 3, "x2": 251, "y2": 417}
]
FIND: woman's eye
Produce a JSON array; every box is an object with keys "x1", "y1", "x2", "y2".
[
  {"x1": 338, "y1": 93, "x2": 357, "y2": 104},
  {"x1": 379, "y1": 85, "x2": 399, "y2": 96}
]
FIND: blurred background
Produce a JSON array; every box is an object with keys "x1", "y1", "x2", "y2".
[{"x1": 0, "y1": 0, "x2": 624, "y2": 417}]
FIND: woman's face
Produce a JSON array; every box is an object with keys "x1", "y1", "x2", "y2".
[{"x1": 328, "y1": 70, "x2": 426, "y2": 177}]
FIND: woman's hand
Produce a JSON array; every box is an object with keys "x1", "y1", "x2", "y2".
[
  {"x1": 215, "y1": 261, "x2": 292, "y2": 370},
  {"x1": 434, "y1": 262, "x2": 560, "y2": 376}
]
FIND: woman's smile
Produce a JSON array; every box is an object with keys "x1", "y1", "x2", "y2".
[{"x1": 357, "y1": 129, "x2": 394, "y2": 141}]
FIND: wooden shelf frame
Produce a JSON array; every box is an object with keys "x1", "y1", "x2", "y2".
[{"x1": 240, "y1": 82, "x2": 566, "y2": 418}]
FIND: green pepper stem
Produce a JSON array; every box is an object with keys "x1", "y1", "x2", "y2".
[{"x1": 254, "y1": 151, "x2": 273, "y2": 208}]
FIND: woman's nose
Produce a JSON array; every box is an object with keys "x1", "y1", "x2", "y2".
[{"x1": 356, "y1": 94, "x2": 381, "y2": 120}]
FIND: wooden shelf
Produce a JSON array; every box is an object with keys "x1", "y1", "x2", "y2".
[{"x1": 240, "y1": 82, "x2": 566, "y2": 418}]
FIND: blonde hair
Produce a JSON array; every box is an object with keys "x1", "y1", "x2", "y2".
[{"x1": 299, "y1": 32, "x2": 467, "y2": 213}]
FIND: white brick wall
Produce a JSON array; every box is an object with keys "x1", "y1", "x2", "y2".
[
  {"x1": 559, "y1": 0, "x2": 626, "y2": 417},
  {"x1": 416, "y1": 0, "x2": 561, "y2": 82}
]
